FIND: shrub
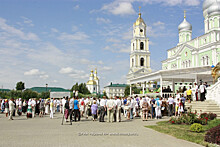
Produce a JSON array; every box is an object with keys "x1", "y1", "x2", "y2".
[
  {"x1": 200, "y1": 113, "x2": 217, "y2": 121},
  {"x1": 209, "y1": 113, "x2": 217, "y2": 120},
  {"x1": 195, "y1": 118, "x2": 207, "y2": 125},
  {"x1": 190, "y1": 123, "x2": 204, "y2": 133},
  {"x1": 205, "y1": 125, "x2": 220, "y2": 145}
]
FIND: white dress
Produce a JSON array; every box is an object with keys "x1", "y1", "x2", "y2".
[{"x1": 45, "y1": 104, "x2": 49, "y2": 114}]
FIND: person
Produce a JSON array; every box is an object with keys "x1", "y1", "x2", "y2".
[
  {"x1": 99, "y1": 96, "x2": 106, "y2": 122},
  {"x1": 27, "y1": 99, "x2": 32, "y2": 118},
  {"x1": 1, "y1": 99, "x2": 5, "y2": 113},
  {"x1": 56, "y1": 99, "x2": 60, "y2": 113},
  {"x1": 155, "y1": 97, "x2": 162, "y2": 119},
  {"x1": 175, "y1": 98, "x2": 180, "y2": 117},
  {"x1": 181, "y1": 94, "x2": 186, "y2": 111},
  {"x1": 80, "y1": 98, "x2": 85, "y2": 117},
  {"x1": 142, "y1": 98, "x2": 149, "y2": 121},
  {"x1": 62, "y1": 96, "x2": 66, "y2": 114},
  {"x1": 91, "y1": 101, "x2": 98, "y2": 121},
  {"x1": 186, "y1": 87, "x2": 192, "y2": 103},
  {"x1": 123, "y1": 97, "x2": 127, "y2": 117},
  {"x1": 39, "y1": 99, "x2": 44, "y2": 117},
  {"x1": 130, "y1": 97, "x2": 134, "y2": 119},
  {"x1": 199, "y1": 83, "x2": 206, "y2": 101},
  {"x1": 31, "y1": 98, "x2": 36, "y2": 118},
  {"x1": 150, "y1": 97, "x2": 155, "y2": 119},
  {"x1": 194, "y1": 83, "x2": 199, "y2": 101},
  {"x1": 69, "y1": 97, "x2": 74, "y2": 122},
  {"x1": 73, "y1": 97, "x2": 80, "y2": 122},
  {"x1": 106, "y1": 97, "x2": 115, "y2": 123},
  {"x1": 116, "y1": 97, "x2": 122, "y2": 122},
  {"x1": 113, "y1": 97, "x2": 117, "y2": 122},
  {"x1": 5, "y1": 99, "x2": 9, "y2": 117},
  {"x1": 9, "y1": 98, "x2": 15, "y2": 120},
  {"x1": 22, "y1": 99, "x2": 27, "y2": 114},
  {"x1": 17, "y1": 98, "x2": 22, "y2": 116},
  {"x1": 45, "y1": 99, "x2": 49, "y2": 115},
  {"x1": 125, "y1": 98, "x2": 131, "y2": 120},
  {"x1": 50, "y1": 98, "x2": 54, "y2": 119},
  {"x1": 167, "y1": 96, "x2": 174, "y2": 117},
  {"x1": 178, "y1": 100, "x2": 184, "y2": 116}
]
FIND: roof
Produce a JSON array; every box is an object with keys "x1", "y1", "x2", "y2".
[
  {"x1": 87, "y1": 80, "x2": 97, "y2": 85},
  {"x1": 105, "y1": 84, "x2": 128, "y2": 88},
  {"x1": 0, "y1": 89, "x2": 11, "y2": 92},
  {"x1": 29, "y1": 87, "x2": 70, "y2": 93}
]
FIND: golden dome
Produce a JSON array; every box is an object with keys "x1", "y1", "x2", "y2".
[
  {"x1": 87, "y1": 80, "x2": 97, "y2": 85},
  {"x1": 94, "y1": 76, "x2": 99, "y2": 80},
  {"x1": 134, "y1": 13, "x2": 145, "y2": 26}
]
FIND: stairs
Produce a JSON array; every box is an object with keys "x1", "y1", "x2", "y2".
[{"x1": 185, "y1": 100, "x2": 220, "y2": 118}]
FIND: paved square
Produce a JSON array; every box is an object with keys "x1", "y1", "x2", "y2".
[{"x1": 0, "y1": 113, "x2": 202, "y2": 147}]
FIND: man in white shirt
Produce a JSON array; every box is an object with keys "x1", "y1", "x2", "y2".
[
  {"x1": 61, "y1": 97, "x2": 66, "y2": 114},
  {"x1": 106, "y1": 97, "x2": 115, "y2": 123},
  {"x1": 130, "y1": 97, "x2": 134, "y2": 119},
  {"x1": 99, "y1": 96, "x2": 106, "y2": 122},
  {"x1": 199, "y1": 83, "x2": 206, "y2": 101},
  {"x1": 167, "y1": 96, "x2": 174, "y2": 117},
  {"x1": 116, "y1": 97, "x2": 122, "y2": 122},
  {"x1": 69, "y1": 97, "x2": 74, "y2": 122},
  {"x1": 31, "y1": 98, "x2": 36, "y2": 118},
  {"x1": 9, "y1": 98, "x2": 15, "y2": 120}
]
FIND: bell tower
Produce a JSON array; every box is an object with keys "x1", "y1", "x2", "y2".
[{"x1": 129, "y1": 7, "x2": 151, "y2": 74}]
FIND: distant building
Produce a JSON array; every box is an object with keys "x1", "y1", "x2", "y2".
[
  {"x1": 86, "y1": 68, "x2": 100, "y2": 94},
  {"x1": 0, "y1": 89, "x2": 11, "y2": 92},
  {"x1": 104, "y1": 83, "x2": 127, "y2": 98},
  {"x1": 30, "y1": 87, "x2": 70, "y2": 98}
]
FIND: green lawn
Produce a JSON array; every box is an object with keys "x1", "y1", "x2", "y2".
[{"x1": 145, "y1": 119, "x2": 220, "y2": 146}]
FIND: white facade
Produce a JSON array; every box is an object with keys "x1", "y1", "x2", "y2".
[
  {"x1": 104, "y1": 84, "x2": 127, "y2": 98},
  {"x1": 127, "y1": 12, "x2": 151, "y2": 84}
]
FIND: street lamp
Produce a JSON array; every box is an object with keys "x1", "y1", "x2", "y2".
[{"x1": 46, "y1": 84, "x2": 48, "y2": 92}]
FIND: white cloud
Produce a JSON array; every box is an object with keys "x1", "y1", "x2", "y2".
[
  {"x1": 73, "y1": 5, "x2": 80, "y2": 10},
  {"x1": 51, "y1": 28, "x2": 59, "y2": 33},
  {"x1": 106, "y1": 38, "x2": 121, "y2": 43},
  {"x1": 21, "y1": 16, "x2": 34, "y2": 27},
  {"x1": 100, "y1": 66, "x2": 112, "y2": 71},
  {"x1": 24, "y1": 69, "x2": 44, "y2": 76},
  {"x1": 103, "y1": 43, "x2": 130, "y2": 53},
  {"x1": 96, "y1": 17, "x2": 111, "y2": 24},
  {"x1": 58, "y1": 32, "x2": 89, "y2": 41},
  {"x1": 59, "y1": 67, "x2": 73, "y2": 74},
  {"x1": 101, "y1": 1, "x2": 136, "y2": 15},
  {"x1": 0, "y1": 17, "x2": 39, "y2": 41},
  {"x1": 98, "y1": 60, "x2": 104, "y2": 65},
  {"x1": 40, "y1": 74, "x2": 49, "y2": 79}
]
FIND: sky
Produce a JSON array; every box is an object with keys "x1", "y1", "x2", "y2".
[{"x1": 0, "y1": 0, "x2": 205, "y2": 91}]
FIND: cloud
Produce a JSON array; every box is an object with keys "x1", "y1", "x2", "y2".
[
  {"x1": 21, "y1": 16, "x2": 34, "y2": 27},
  {"x1": 59, "y1": 67, "x2": 73, "y2": 74},
  {"x1": 24, "y1": 69, "x2": 44, "y2": 76},
  {"x1": 40, "y1": 74, "x2": 49, "y2": 79},
  {"x1": 100, "y1": 66, "x2": 113, "y2": 71},
  {"x1": 73, "y1": 5, "x2": 80, "y2": 10},
  {"x1": 103, "y1": 43, "x2": 130, "y2": 53},
  {"x1": 58, "y1": 32, "x2": 89, "y2": 41},
  {"x1": 96, "y1": 17, "x2": 111, "y2": 24},
  {"x1": 51, "y1": 28, "x2": 59, "y2": 33},
  {"x1": 101, "y1": 1, "x2": 136, "y2": 15},
  {"x1": 0, "y1": 17, "x2": 39, "y2": 41},
  {"x1": 106, "y1": 38, "x2": 121, "y2": 43}
]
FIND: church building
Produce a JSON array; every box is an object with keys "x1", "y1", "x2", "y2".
[{"x1": 86, "y1": 69, "x2": 100, "y2": 94}]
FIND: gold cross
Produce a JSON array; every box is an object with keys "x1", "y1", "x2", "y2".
[
  {"x1": 139, "y1": 6, "x2": 141, "y2": 13},
  {"x1": 184, "y1": 10, "x2": 186, "y2": 18}
]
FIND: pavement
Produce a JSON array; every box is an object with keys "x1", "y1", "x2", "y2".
[{"x1": 0, "y1": 112, "x2": 202, "y2": 147}]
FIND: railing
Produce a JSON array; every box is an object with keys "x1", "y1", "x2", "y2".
[
  {"x1": 131, "y1": 92, "x2": 184, "y2": 98},
  {"x1": 206, "y1": 78, "x2": 220, "y2": 105}
]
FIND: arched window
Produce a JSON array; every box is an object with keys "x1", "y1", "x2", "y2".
[
  {"x1": 140, "y1": 58, "x2": 144, "y2": 66},
  {"x1": 140, "y1": 42, "x2": 144, "y2": 50},
  {"x1": 133, "y1": 43, "x2": 135, "y2": 50},
  {"x1": 132, "y1": 58, "x2": 134, "y2": 67},
  {"x1": 186, "y1": 61, "x2": 188, "y2": 68},
  {"x1": 206, "y1": 56, "x2": 209, "y2": 65},
  {"x1": 186, "y1": 34, "x2": 189, "y2": 41},
  {"x1": 203, "y1": 57, "x2": 205, "y2": 65}
]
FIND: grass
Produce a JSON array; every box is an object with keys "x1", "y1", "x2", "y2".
[{"x1": 145, "y1": 119, "x2": 220, "y2": 146}]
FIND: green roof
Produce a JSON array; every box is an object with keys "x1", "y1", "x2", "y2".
[
  {"x1": 0, "y1": 89, "x2": 11, "y2": 92},
  {"x1": 105, "y1": 84, "x2": 128, "y2": 88},
  {"x1": 29, "y1": 87, "x2": 70, "y2": 93}
]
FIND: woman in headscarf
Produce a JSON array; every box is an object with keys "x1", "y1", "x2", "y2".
[
  {"x1": 26, "y1": 99, "x2": 32, "y2": 118},
  {"x1": 45, "y1": 99, "x2": 49, "y2": 115},
  {"x1": 155, "y1": 97, "x2": 162, "y2": 119}
]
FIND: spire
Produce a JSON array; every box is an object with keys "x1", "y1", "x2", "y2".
[
  {"x1": 184, "y1": 10, "x2": 186, "y2": 19},
  {"x1": 139, "y1": 6, "x2": 141, "y2": 17},
  {"x1": 95, "y1": 68, "x2": 97, "y2": 74}
]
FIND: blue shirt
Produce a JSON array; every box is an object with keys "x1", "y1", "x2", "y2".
[{"x1": 74, "y1": 100, "x2": 79, "y2": 109}]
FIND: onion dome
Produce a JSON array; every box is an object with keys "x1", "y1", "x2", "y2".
[
  {"x1": 207, "y1": 1, "x2": 220, "y2": 16},
  {"x1": 203, "y1": 0, "x2": 218, "y2": 11},
  {"x1": 178, "y1": 11, "x2": 192, "y2": 32},
  {"x1": 86, "y1": 80, "x2": 97, "y2": 85}
]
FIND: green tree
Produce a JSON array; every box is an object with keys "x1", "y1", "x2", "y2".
[
  {"x1": 22, "y1": 89, "x2": 38, "y2": 100},
  {"x1": 16, "y1": 81, "x2": 25, "y2": 91},
  {"x1": 124, "y1": 86, "x2": 130, "y2": 96},
  {"x1": 71, "y1": 83, "x2": 90, "y2": 95},
  {"x1": 124, "y1": 85, "x2": 141, "y2": 96},
  {"x1": 39, "y1": 92, "x2": 50, "y2": 99}
]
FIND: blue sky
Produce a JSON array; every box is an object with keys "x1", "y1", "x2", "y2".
[{"x1": 0, "y1": 0, "x2": 204, "y2": 91}]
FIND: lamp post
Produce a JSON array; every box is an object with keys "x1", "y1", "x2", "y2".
[{"x1": 46, "y1": 84, "x2": 48, "y2": 92}]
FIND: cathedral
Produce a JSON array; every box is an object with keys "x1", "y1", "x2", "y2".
[{"x1": 86, "y1": 69, "x2": 100, "y2": 94}]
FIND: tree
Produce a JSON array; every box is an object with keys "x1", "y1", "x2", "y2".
[
  {"x1": 71, "y1": 83, "x2": 90, "y2": 95},
  {"x1": 124, "y1": 85, "x2": 141, "y2": 96},
  {"x1": 16, "y1": 81, "x2": 25, "y2": 91},
  {"x1": 39, "y1": 92, "x2": 50, "y2": 99},
  {"x1": 22, "y1": 89, "x2": 38, "y2": 100}
]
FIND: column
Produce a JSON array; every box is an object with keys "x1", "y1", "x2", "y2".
[
  {"x1": 172, "y1": 79, "x2": 175, "y2": 93},
  {"x1": 160, "y1": 76, "x2": 163, "y2": 97},
  {"x1": 130, "y1": 84, "x2": 132, "y2": 96},
  {"x1": 142, "y1": 82, "x2": 145, "y2": 96}
]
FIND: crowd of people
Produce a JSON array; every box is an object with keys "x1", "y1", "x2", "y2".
[{"x1": 0, "y1": 94, "x2": 192, "y2": 122}]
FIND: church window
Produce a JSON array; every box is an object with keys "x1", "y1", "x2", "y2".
[
  {"x1": 140, "y1": 42, "x2": 144, "y2": 50},
  {"x1": 186, "y1": 61, "x2": 188, "y2": 68},
  {"x1": 94, "y1": 87, "x2": 95, "y2": 91},
  {"x1": 140, "y1": 58, "x2": 144, "y2": 66},
  {"x1": 186, "y1": 34, "x2": 189, "y2": 41},
  {"x1": 140, "y1": 29, "x2": 143, "y2": 32},
  {"x1": 206, "y1": 56, "x2": 209, "y2": 65},
  {"x1": 189, "y1": 60, "x2": 191, "y2": 67},
  {"x1": 132, "y1": 58, "x2": 134, "y2": 67},
  {"x1": 202, "y1": 57, "x2": 205, "y2": 65}
]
